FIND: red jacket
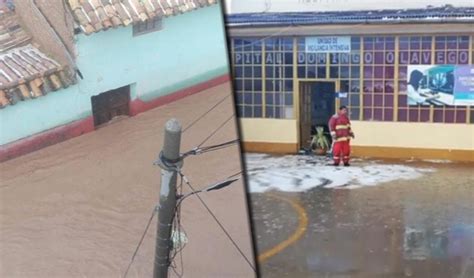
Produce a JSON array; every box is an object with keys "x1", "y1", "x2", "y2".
[{"x1": 329, "y1": 114, "x2": 352, "y2": 141}]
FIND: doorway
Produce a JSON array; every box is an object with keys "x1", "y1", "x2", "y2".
[
  {"x1": 91, "y1": 85, "x2": 130, "y2": 127},
  {"x1": 299, "y1": 81, "x2": 336, "y2": 149}
]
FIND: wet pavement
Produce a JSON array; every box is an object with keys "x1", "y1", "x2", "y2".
[{"x1": 247, "y1": 154, "x2": 474, "y2": 278}]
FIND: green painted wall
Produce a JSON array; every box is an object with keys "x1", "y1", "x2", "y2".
[{"x1": 0, "y1": 5, "x2": 229, "y2": 145}]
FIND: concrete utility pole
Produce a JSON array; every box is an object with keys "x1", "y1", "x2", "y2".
[{"x1": 153, "y1": 119, "x2": 182, "y2": 278}]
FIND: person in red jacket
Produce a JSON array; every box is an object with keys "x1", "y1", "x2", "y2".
[{"x1": 328, "y1": 106, "x2": 355, "y2": 166}]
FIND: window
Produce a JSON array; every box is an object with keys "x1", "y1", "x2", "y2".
[
  {"x1": 133, "y1": 17, "x2": 162, "y2": 36},
  {"x1": 297, "y1": 37, "x2": 327, "y2": 79},
  {"x1": 361, "y1": 36, "x2": 396, "y2": 121},
  {"x1": 333, "y1": 37, "x2": 361, "y2": 121},
  {"x1": 264, "y1": 38, "x2": 293, "y2": 119},
  {"x1": 231, "y1": 37, "x2": 293, "y2": 119},
  {"x1": 297, "y1": 37, "x2": 361, "y2": 120},
  {"x1": 431, "y1": 36, "x2": 470, "y2": 124},
  {"x1": 231, "y1": 38, "x2": 263, "y2": 118},
  {"x1": 396, "y1": 36, "x2": 431, "y2": 122},
  {"x1": 396, "y1": 36, "x2": 471, "y2": 124},
  {"x1": 230, "y1": 35, "x2": 472, "y2": 124}
]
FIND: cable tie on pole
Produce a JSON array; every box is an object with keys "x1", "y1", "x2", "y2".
[{"x1": 154, "y1": 151, "x2": 183, "y2": 171}]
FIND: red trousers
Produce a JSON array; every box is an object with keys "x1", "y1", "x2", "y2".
[{"x1": 333, "y1": 140, "x2": 351, "y2": 165}]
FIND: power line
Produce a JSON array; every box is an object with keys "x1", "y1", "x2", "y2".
[
  {"x1": 181, "y1": 139, "x2": 240, "y2": 158},
  {"x1": 123, "y1": 206, "x2": 157, "y2": 278},
  {"x1": 199, "y1": 139, "x2": 239, "y2": 152},
  {"x1": 197, "y1": 114, "x2": 235, "y2": 148},
  {"x1": 178, "y1": 172, "x2": 256, "y2": 273},
  {"x1": 182, "y1": 94, "x2": 231, "y2": 134},
  {"x1": 126, "y1": 89, "x2": 241, "y2": 275},
  {"x1": 170, "y1": 177, "x2": 186, "y2": 278},
  {"x1": 226, "y1": 170, "x2": 243, "y2": 179}
]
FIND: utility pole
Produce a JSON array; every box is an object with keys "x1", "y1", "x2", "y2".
[{"x1": 154, "y1": 118, "x2": 182, "y2": 278}]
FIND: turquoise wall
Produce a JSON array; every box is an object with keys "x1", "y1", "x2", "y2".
[{"x1": 0, "y1": 5, "x2": 229, "y2": 145}]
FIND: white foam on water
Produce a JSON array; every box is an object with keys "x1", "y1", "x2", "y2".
[
  {"x1": 245, "y1": 154, "x2": 435, "y2": 193},
  {"x1": 422, "y1": 159, "x2": 452, "y2": 164}
]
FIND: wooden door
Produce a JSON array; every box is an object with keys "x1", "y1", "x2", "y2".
[
  {"x1": 299, "y1": 82, "x2": 313, "y2": 149},
  {"x1": 313, "y1": 82, "x2": 336, "y2": 127}
]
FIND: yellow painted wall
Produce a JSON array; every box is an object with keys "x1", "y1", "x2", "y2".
[
  {"x1": 350, "y1": 121, "x2": 474, "y2": 151},
  {"x1": 240, "y1": 119, "x2": 474, "y2": 150},
  {"x1": 239, "y1": 118, "x2": 298, "y2": 143}
]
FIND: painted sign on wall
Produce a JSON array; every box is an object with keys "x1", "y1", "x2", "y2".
[
  {"x1": 453, "y1": 66, "x2": 474, "y2": 105},
  {"x1": 406, "y1": 65, "x2": 474, "y2": 106},
  {"x1": 305, "y1": 37, "x2": 351, "y2": 53}
]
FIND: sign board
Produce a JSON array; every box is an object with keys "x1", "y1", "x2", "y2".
[
  {"x1": 305, "y1": 37, "x2": 351, "y2": 53},
  {"x1": 337, "y1": 92, "x2": 348, "y2": 98},
  {"x1": 453, "y1": 66, "x2": 474, "y2": 105},
  {"x1": 406, "y1": 65, "x2": 474, "y2": 106}
]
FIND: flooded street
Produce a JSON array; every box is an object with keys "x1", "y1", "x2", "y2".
[
  {"x1": 0, "y1": 84, "x2": 255, "y2": 277},
  {"x1": 247, "y1": 154, "x2": 474, "y2": 278}
]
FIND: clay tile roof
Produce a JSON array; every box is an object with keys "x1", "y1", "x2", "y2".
[
  {"x1": 0, "y1": 10, "x2": 31, "y2": 52},
  {"x1": 0, "y1": 10, "x2": 75, "y2": 109},
  {"x1": 67, "y1": 0, "x2": 218, "y2": 35}
]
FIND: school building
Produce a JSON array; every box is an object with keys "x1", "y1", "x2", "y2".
[{"x1": 225, "y1": 5, "x2": 474, "y2": 161}]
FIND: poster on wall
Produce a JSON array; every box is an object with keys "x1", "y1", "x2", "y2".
[{"x1": 407, "y1": 65, "x2": 474, "y2": 106}]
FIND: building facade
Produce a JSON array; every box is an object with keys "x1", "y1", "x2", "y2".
[
  {"x1": 226, "y1": 7, "x2": 474, "y2": 161},
  {"x1": 0, "y1": 0, "x2": 229, "y2": 161}
]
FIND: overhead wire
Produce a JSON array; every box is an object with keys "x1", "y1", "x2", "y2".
[
  {"x1": 169, "y1": 172, "x2": 243, "y2": 276},
  {"x1": 197, "y1": 114, "x2": 235, "y2": 148},
  {"x1": 226, "y1": 170, "x2": 243, "y2": 179},
  {"x1": 170, "y1": 176, "x2": 186, "y2": 278},
  {"x1": 178, "y1": 172, "x2": 256, "y2": 273},
  {"x1": 123, "y1": 206, "x2": 157, "y2": 278},
  {"x1": 181, "y1": 139, "x2": 240, "y2": 159},
  {"x1": 182, "y1": 94, "x2": 231, "y2": 134},
  {"x1": 124, "y1": 70, "x2": 243, "y2": 276}
]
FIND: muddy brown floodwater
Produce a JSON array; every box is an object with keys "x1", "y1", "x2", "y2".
[
  {"x1": 0, "y1": 83, "x2": 255, "y2": 277},
  {"x1": 250, "y1": 160, "x2": 474, "y2": 278}
]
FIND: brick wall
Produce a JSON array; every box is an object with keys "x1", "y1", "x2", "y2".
[{"x1": 14, "y1": 0, "x2": 75, "y2": 70}]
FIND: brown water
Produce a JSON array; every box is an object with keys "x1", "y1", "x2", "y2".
[
  {"x1": 251, "y1": 160, "x2": 474, "y2": 278},
  {"x1": 0, "y1": 83, "x2": 255, "y2": 277}
]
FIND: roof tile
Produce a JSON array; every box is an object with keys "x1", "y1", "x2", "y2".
[
  {"x1": 0, "y1": 12, "x2": 31, "y2": 52},
  {"x1": 67, "y1": 0, "x2": 217, "y2": 34},
  {"x1": 0, "y1": 45, "x2": 75, "y2": 108}
]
